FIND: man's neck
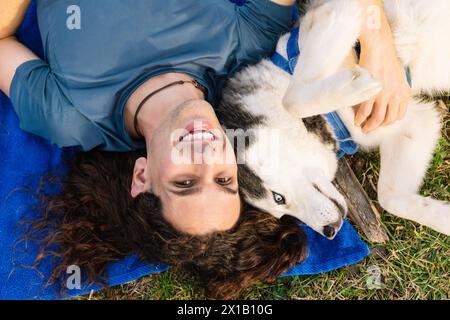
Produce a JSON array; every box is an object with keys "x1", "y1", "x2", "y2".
[{"x1": 124, "y1": 72, "x2": 204, "y2": 139}]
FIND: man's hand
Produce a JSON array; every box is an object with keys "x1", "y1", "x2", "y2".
[
  {"x1": 355, "y1": 0, "x2": 412, "y2": 133},
  {"x1": 270, "y1": 0, "x2": 297, "y2": 6},
  {"x1": 0, "y1": 0, "x2": 31, "y2": 40}
]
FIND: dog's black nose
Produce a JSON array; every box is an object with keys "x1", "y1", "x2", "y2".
[{"x1": 323, "y1": 225, "x2": 336, "y2": 239}]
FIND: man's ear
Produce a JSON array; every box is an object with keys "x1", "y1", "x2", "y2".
[{"x1": 131, "y1": 157, "x2": 151, "y2": 198}]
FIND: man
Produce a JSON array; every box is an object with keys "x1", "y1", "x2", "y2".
[
  {"x1": 0, "y1": 0, "x2": 410, "y2": 235},
  {"x1": 0, "y1": 0, "x2": 297, "y2": 235}
]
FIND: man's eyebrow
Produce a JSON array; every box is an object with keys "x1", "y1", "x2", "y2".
[
  {"x1": 168, "y1": 186, "x2": 238, "y2": 197},
  {"x1": 222, "y1": 186, "x2": 239, "y2": 195},
  {"x1": 168, "y1": 188, "x2": 202, "y2": 197}
]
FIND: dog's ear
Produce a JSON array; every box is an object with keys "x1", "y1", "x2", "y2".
[{"x1": 237, "y1": 164, "x2": 267, "y2": 200}]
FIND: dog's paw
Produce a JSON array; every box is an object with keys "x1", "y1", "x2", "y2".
[
  {"x1": 283, "y1": 67, "x2": 382, "y2": 118},
  {"x1": 334, "y1": 66, "x2": 383, "y2": 106},
  {"x1": 427, "y1": 200, "x2": 450, "y2": 236}
]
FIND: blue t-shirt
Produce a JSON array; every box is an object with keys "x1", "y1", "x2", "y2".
[{"x1": 10, "y1": 0, "x2": 294, "y2": 151}]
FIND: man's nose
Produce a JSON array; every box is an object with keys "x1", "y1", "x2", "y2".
[
  {"x1": 192, "y1": 140, "x2": 215, "y2": 154},
  {"x1": 188, "y1": 140, "x2": 214, "y2": 161},
  {"x1": 192, "y1": 139, "x2": 230, "y2": 163}
]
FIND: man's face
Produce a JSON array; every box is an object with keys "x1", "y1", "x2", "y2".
[{"x1": 131, "y1": 99, "x2": 241, "y2": 235}]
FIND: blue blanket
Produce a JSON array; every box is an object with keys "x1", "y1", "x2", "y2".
[{"x1": 0, "y1": 0, "x2": 369, "y2": 300}]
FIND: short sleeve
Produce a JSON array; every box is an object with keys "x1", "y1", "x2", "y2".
[
  {"x1": 235, "y1": 0, "x2": 294, "y2": 61},
  {"x1": 9, "y1": 60, "x2": 104, "y2": 151}
]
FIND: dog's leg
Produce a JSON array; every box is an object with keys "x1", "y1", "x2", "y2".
[
  {"x1": 294, "y1": 0, "x2": 362, "y2": 82},
  {"x1": 283, "y1": 0, "x2": 381, "y2": 118},
  {"x1": 377, "y1": 102, "x2": 449, "y2": 235},
  {"x1": 285, "y1": 66, "x2": 382, "y2": 118}
]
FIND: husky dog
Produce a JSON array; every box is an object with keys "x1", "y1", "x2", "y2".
[{"x1": 216, "y1": 0, "x2": 450, "y2": 239}]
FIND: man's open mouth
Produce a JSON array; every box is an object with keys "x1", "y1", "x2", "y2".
[
  {"x1": 179, "y1": 129, "x2": 217, "y2": 143},
  {"x1": 177, "y1": 120, "x2": 220, "y2": 144}
]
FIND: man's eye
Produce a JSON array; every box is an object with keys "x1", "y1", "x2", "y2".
[
  {"x1": 175, "y1": 180, "x2": 195, "y2": 188},
  {"x1": 216, "y1": 177, "x2": 232, "y2": 185},
  {"x1": 272, "y1": 192, "x2": 286, "y2": 205}
]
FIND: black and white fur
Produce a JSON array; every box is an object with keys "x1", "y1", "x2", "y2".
[{"x1": 217, "y1": 0, "x2": 450, "y2": 238}]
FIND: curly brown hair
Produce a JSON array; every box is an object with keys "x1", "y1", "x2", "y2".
[{"x1": 27, "y1": 150, "x2": 307, "y2": 299}]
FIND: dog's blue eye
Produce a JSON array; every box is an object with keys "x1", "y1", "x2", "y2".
[{"x1": 272, "y1": 192, "x2": 286, "y2": 205}]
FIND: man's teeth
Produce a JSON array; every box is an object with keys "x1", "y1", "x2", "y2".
[{"x1": 181, "y1": 131, "x2": 215, "y2": 142}]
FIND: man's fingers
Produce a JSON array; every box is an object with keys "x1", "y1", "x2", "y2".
[
  {"x1": 382, "y1": 98, "x2": 400, "y2": 126},
  {"x1": 362, "y1": 100, "x2": 388, "y2": 133},
  {"x1": 397, "y1": 100, "x2": 408, "y2": 120},
  {"x1": 355, "y1": 100, "x2": 374, "y2": 127}
]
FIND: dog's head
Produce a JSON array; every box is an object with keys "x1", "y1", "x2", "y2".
[{"x1": 237, "y1": 119, "x2": 347, "y2": 239}]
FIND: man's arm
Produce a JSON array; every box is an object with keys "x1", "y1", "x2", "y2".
[
  {"x1": 0, "y1": 37, "x2": 39, "y2": 97},
  {"x1": 270, "y1": 0, "x2": 296, "y2": 5},
  {"x1": 0, "y1": 0, "x2": 31, "y2": 40},
  {"x1": 356, "y1": 0, "x2": 412, "y2": 132},
  {"x1": 0, "y1": 0, "x2": 39, "y2": 97}
]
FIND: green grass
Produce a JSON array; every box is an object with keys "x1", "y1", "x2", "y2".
[{"x1": 86, "y1": 98, "x2": 449, "y2": 301}]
